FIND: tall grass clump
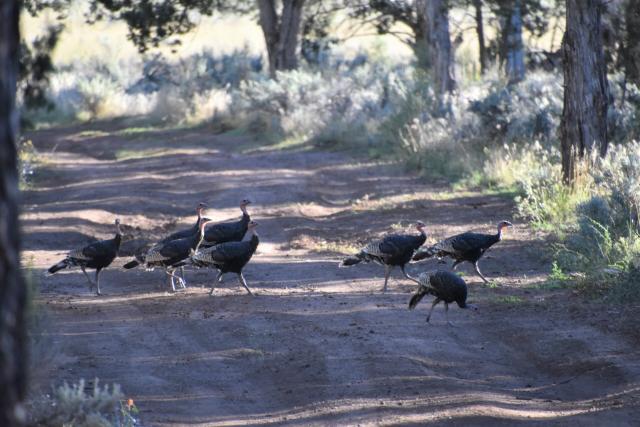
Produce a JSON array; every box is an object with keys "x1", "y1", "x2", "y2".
[{"x1": 553, "y1": 142, "x2": 640, "y2": 301}]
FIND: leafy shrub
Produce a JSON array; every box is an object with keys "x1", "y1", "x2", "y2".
[
  {"x1": 28, "y1": 379, "x2": 139, "y2": 427},
  {"x1": 18, "y1": 138, "x2": 38, "y2": 187},
  {"x1": 468, "y1": 72, "x2": 563, "y2": 146},
  {"x1": 229, "y1": 63, "x2": 401, "y2": 145}
]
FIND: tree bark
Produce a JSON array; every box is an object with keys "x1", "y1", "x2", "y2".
[
  {"x1": 473, "y1": 0, "x2": 487, "y2": 75},
  {"x1": 0, "y1": 0, "x2": 27, "y2": 426},
  {"x1": 560, "y1": 0, "x2": 609, "y2": 183},
  {"x1": 257, "y1": 0, "x2": 305, "y2": 77},
  {"x1": 623, "y1": 0, "x2": 640, "y2": 86},
  {"x1": 417, "y1": 0, "x2": 456, "y2": 111},
  {"x1": 503, "y1": 0, "x2": 525, "y2": 83}
]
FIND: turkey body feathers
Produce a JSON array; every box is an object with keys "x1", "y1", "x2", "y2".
[
  {"x1": 414, "y1": 232, "x2": 499, "y2": 263},
  {"x1": 202, "y1": 212, "x2": 250, "y2": 247},
  {"x1": 48, "y1": 235, "x2": 121, "y2": 273},
  {"x1": 344, "y1": 233, "x2": 426, "y2": 267},
  {"x1": 145, "y1": 232, "x2": 202, "y2": 267},
  {"x1": 409, "y1": 271, "x2": 469, "y2": 309},
  {"x1": 192, "y1": 234, "x2": 259, "y2": 273},
  {"x1": 429, "y1": 271, "x2": 468, "y2": 307}
]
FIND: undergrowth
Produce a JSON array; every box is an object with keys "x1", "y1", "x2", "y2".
[{"x1": 28, "y1": 379, "x2": 139, "y2": 427}]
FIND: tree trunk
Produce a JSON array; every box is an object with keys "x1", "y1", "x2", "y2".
[
  {"x1": 473, "y1": 0, "x2": 487, "y2": 75},
  {"x1": 623, "y1": 0, "x2": 640, "y2": 86},
  {"x1": 0, "y1": 0, "x2": 27, "y2": 426},
  {"x1": 560, "y1": 0, "x2": 609, "y2": 183},
  {"x1": 503, "y1": 0, "x2": 525, "y2": 83},
  {"x1": 413, "y1": 10, "x2": 429, "y2": 69},
  {"x1": 257, "y1": 0, "x2": 305, "y2": 77},
  {"x1": 417, "y1": 0, "x2": 455, "y2": 111}
]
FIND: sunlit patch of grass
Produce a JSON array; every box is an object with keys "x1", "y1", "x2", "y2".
[
  {"x1": 115, "y1": 126, "x2": 163, "y2": 136},
  {"x1": 247, "y1": 136, "x2": 310, "y2": 153},
  {"x1": 484, "y1": 281, "x2": 500, "y2": 289},
  {"x1": 291, "y1": 235, "x2": 359, "y2": 255},
  {"x1": 115, "y1": 148, "x2": 168, "y2": 161},
  {"x1": 313, "y1": 239, "x2": 360, "y2": 255},
  {"x1": 493, "y1": 295, "x2": 525, "y2": 305},
  {"x1": 350, "y1": 192, "x2": 432, "y2": 213},
  {"x1": 66, "y1": 130, "x2": 111, "y2": 141}
]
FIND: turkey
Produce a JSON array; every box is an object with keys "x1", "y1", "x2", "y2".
[
  {"x1": 124, "y1": 202, "x2": 209, "y2": 283},
  {"x1": 186, "y1": 220, "x2": 259, "y2": 296},
  {"x1": 201, "y1": 199, "x2": 251, "y2": 248},
  {"x1": 408, "y1": 271, "x2": 477, "y2": 325},
  {"x1": 159, "y1": 202, "x2": 209, "y2": 243},
  {"x1": 157, "y1": 202, "x2": 209, "y2": 283},
  {"x1": 412, "y1": 220, "x2": 513, "y2": 283},
  {"x1": 124, "y1": 219, "x2": 212, "y2": 292},
  {"x1": 340, "y1": 221, "x2": 427, "y2": 292},
  {"x1": 48, "y1": 218, "x2": 122, "y2": 296}
]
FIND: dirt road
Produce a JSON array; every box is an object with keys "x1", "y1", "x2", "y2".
[{"x1": 23, "y1": 120, "x2": 640, "y2": 425}]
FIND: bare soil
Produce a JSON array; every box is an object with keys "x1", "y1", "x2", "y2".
[{"x1": 23, "y1": 120, "x2": 640, "y2": 426}]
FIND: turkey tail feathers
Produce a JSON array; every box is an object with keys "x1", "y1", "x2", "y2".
[
  {"x1": 409, "y1": 288, "x2": 428, "y2": 310},
  {"x1": 413, "y1": 247, "x2": 437, "y2": 262},
  {"x1": 340, "y1": 256, "x2": 362, "y2": 267},
  {"x1": 48, "y1": 259, "x2": 68, "y2": 274},
  {"x1": 123, "y1": 260, "x2": 140, "y2": 269}
]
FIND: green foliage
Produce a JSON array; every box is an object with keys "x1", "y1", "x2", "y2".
[
  {"x1": 228, "y1": 62, "x2": 404, "y2": 147},
  {"x1": 29, "y1": 379, "x2": 139, "y2": 427},
  {"x1": 494, "y1": 295, "x2": 524, "y2": 305},
  {"x1": 548, "y1": 261, "x2": 569, "y2": 282},
  {"x1": 18, "y1": 138, "x2": 38, "y2": 188},
  {"x1": 468, "y1": 72, "x2": 562, "y2": 145},
  {"x1": 550, "y1": 142, "x2": 640, "y2": 302}
]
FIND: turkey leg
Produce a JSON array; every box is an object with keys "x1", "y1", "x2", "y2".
[
  {"x1": 474, "y1": 261, "x2": 489, "y2": 283},
  {"x1": 382, "y1": 265, "x2": 393, "y2": 293},
  {"x1": 238, "y1": 273, "x2": 253, "y2": 295},
  {"x1": 426, "y1": 298, "x2": 442, "y2": 323},
  {"x1": 209, "y1": 271, "x2": 224, "y2": 296},
  {"x1": 95, "y1": 269, "x2": 102, "y2": 296},
  {"x1": 80, "y1": 266, "x2": 95, "y2": 289}
]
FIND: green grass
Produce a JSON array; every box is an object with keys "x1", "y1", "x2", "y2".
[
  {"x1": 493, "y1": 295, "x2": 525, "y2": 305},
  {"x1": 115, "y1": 126, "x2": 162, "y2": 136},
  {"x1": 67, "y1": 130, "x2": 111, "y2": 140},
  {"x1": 115, "y1": 148, "x2": 169, "y2": 161}
]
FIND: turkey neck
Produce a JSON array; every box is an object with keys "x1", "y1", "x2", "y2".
[
  {"x1": 415, "y1": 228, "x2": 427, "y2": 247},
  {"x1": 193, "y1": 227, "x2": 207, "y2": 252},
  {"x1": 114, "y1": 223, "x2": 123, "y2": 250},
  {"x1": 242, "y1": 229, "x2": 260, "y2": 250},
  {"x1": 240, "y1": 206, "x2": 250, "y2": 222}
]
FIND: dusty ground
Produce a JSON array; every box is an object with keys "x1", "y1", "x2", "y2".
[{"x1": 22, "y1": 120, "x2": 640, "y2": 426}]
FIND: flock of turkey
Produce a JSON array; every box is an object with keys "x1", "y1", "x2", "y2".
[{"x1": 47, "y1": 199, "x2": 513, "y2": 324}]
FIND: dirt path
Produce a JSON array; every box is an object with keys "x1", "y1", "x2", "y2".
[{"x1": 23, "y1": 120, "x2": 640, "y2": 426}]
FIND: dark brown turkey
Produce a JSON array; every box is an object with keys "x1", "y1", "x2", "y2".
[
  {"x1": 124, "y1": 220, "x2": 212, "y2": 292},
  {"x1": 412, "y1": 220, "x2": 513, "y2": 283},
  {"x1": 408, "y1": 271, "x2": 477, "y2": 325},
  {"x1": 48, "y1": 219, "x2": 122, "y2": 295},
  {"x1": 340, "y1": 221, "x2": 427, "y2": 292},
  {"x1": 187, "y1": 220, "x2": 259, "y2": 295},
  {"x1": 201, "y1": 199, "x2": 251, "y2": 248},
  {"x1": 124, "y1": 202, "x2": 209, "y2": 285}
]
